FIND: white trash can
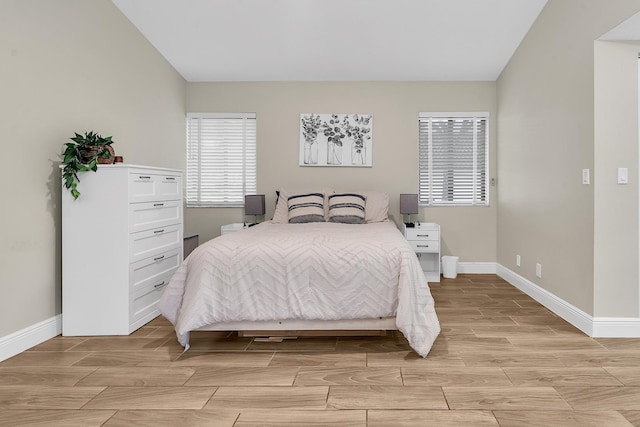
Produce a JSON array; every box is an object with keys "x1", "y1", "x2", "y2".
[{"x1": 441, "y1": 256, "x2": 459, "y2": 279}]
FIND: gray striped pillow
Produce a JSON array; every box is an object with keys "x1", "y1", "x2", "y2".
[
  {"x1": 328, "y1": 193, "x2": 366, "y2": 224},
  {"x1": 288, "y1": 193, "x2": 325, "y2": 223}
]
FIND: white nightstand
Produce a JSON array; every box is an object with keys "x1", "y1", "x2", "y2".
[
  {"x1": 402, "y1": 222, "x2": 441, "y2": 283},
  {"x1": 221, "y1": 223, "x2": 246, "y2": 235}
]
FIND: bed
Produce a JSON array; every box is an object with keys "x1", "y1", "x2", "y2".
[{"x1": 159, "y1": 191, "x2": 441, "y2": 357}]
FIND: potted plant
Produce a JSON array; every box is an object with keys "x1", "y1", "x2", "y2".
[{"x1": 61, "y1": 131, "x2": 115, "y2": 199}]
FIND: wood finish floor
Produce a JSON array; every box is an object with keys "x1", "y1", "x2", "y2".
[{"x1": 2, "y1": 274, "x2": 640, "y2": 426}]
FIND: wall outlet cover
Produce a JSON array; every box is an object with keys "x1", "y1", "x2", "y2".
[
  {"x1": 618, "y1": 167, "x2": 628, "y2": 184},
  {"x1": 582, "y1": 168, "x2": 590, "y2": 185}
]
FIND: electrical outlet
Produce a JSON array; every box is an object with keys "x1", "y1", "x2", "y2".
[
  {"x1": 516, "y1": 255, "x2": 521, "y2": 267},
  {"x1": 535, "y1": 263, "x2": 542, "y2": 278}
]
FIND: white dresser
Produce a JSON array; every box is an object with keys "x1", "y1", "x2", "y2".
[
  {"x1": 62, "y1": 164, "x2": 183, "y2": 335},
  {"x1": 402, "y1": 222, "x2": 441, "y2": 283}
]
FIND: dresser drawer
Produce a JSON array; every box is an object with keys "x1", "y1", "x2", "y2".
[
  {"x1": 405, "y1": 228, "x2": 440, "y2": 241},
  {"x1": 131, "y1": 272, "x2": 172, "y2": 323},
  {"x1": 130, "y1": 224, "x2": 181, "y2": 262},
  {"x1": 130, "y1": 248, "x2": 180, "y2": 293},
  {"x1": 408, "y1": 239, "x2": 440, "y2": 253},
  {"x1": 129, "y1": 173, "x2": 182, "y2": 203},
  {"x1": 129, "y1": 200, "x2": 181, "y2": 233}
]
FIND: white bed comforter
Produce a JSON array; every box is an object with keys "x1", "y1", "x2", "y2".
[{"x1": 159, "y1": 221, "x2": 440, "y2": 357}]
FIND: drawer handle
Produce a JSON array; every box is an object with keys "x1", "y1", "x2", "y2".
[
  {"x1": 165, "y1": 177, "x2": 175, "y2": 181},
  {"x1": 153, "y1": 229, "x2": 165, "y2": 234},
  {"x1": 139, "y1": 176, "x2": 151, "y2": 180},
  {"x1": 417, "y1": 244, "x2": 430, "y2": 248},
  {"x1": 154, "y1": 281, "x2": 166, "y2": 289},
  {"x1": 153, "y1": 255, "x2": 165, "y2": 262},
  {"x1": 153, "y1": 203, "x2": 164, "y2": 207},
  {"x1": 417, "y1": 234, "x2": 430, "y2": 237}
]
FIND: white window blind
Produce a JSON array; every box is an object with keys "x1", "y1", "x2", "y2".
[
  {"x1": 186, "y1": 113, "x2": 257, "y2": 207},
  {"x1": 419, "y1": 113, "x2": 489, "y2": 206}
]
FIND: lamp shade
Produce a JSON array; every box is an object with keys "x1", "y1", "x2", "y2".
[
  {"x1": 245, "y1": 194, "x2": 265, "y2": 215},
  {"x1": 399, "y1": 194, "x2": 419, "y2": 215}
]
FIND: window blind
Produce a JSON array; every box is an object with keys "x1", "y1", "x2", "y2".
[
  {"x1": 418, "y1": 113, "x2": 488, "y2": 206},
  {"x1": 186, "y1": 113, "x2": 257, "y2": 207}
]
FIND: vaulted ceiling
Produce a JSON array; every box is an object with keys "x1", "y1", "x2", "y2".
[{"x1": 112, "y1": 0, "x2": 548, "y2": 82}]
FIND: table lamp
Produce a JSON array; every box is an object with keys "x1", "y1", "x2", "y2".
[
  {"x1": 400, "y1": 193, "x2": 419, "y2": 227},
  {"x1": 244, "y1": 194, "x2": 265, "y2": 227}
]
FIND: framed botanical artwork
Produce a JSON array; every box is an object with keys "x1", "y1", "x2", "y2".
[{"x1": 299, "y1": 113, "x2": 373, "y2": 167}]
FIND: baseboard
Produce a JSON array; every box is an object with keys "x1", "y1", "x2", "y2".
[
  {"x1": 496, "y1": 264, "x2": 594, "y2": 335},
  {"x1": 592, "y1": 317, "x2": 640, "y2": 337},
  {"x1": 497, "y1": 264, "x2": 640, "y2": 338},
  {"x1": 0, "y1": 315, "x2": 62, "y2": 362},
  {"x1": 458, "y1": 262, "x2": 497, "y2": 274}
]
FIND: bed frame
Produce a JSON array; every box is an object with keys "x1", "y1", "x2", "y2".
[{"x1": 196, "y1": 317, "x2": 397, "y2": 337}]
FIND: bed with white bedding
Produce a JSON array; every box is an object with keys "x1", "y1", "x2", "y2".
[
  {"x1": 159, "y1": 219, "x2": 441, "y2": 357},
  {"x1": 160, "y1": 189, "x2": 440, "y2": 356}
]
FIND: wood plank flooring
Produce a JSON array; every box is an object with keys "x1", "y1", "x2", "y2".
[{"x1": 2, "y1": 274, "x2": 640, "y2": 426}]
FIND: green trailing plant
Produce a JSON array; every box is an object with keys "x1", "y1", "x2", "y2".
[{"x1": 61, "y1": 131, "x2": 114, "y2": 199}]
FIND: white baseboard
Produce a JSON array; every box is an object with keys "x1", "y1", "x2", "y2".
[
  {"x1": 497, "y1": 264, "x2": 593, "y2": 335},
  {"x1": 592, "y1": 317, "x2": 640, "y2": 337},
  {"x1": 0, "y1": 315, "x2": 62, "y2": 362},
  {"x1": 458, "y1": 262, "x2": 497, "y2": 274},
  {"x1": 497, "y1": 264, "x2": 640, "y2": 338}
]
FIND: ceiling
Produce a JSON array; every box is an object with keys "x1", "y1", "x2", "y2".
[
  {"x1": 112, "y1": 0, "x2": 548, "y2": 82},
  {"x1": 600, "y1": 10, "x2": 640, "y2": 41}
]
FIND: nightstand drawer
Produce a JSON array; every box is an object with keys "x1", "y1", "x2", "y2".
[
  {"x1": 408, "y1": 239, "x2": 440, "y2": 253},
  {"x1": 405, "y1": 228, "x2": 440, "y2": 241}
]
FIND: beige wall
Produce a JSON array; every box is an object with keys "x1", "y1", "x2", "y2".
[
  {"x1": 186, "y1": 81, "x2": 497, "y2": 261},
  {"x1": 497, "y1": 0, "x2": 640, "y2": 315},
  {"x1": 0, "y1": 0, "x2": 186, "y2": 337},
  {"x1": 594, "y1": 41, "x2": 640, "y2": 317}
]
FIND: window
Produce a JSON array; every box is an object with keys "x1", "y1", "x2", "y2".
[
  {"x1": 186, "y1": 113, "x2": 256, "y2": 207},
  {"x1": 418, "y1": 113, "x2": 489, "y2": 206}
]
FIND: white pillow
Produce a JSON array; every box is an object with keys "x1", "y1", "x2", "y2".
[
  {"x1": 362, "y1": 191, "x2": 389, "y2": 222},
  {"x1": 334, "y1": 190, "x2": 389, "y2": 222},
  {"x1": 272, "y1": 190, "x2": 289, "y2": 223}
]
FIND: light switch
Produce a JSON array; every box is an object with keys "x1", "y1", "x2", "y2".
[
  {"x1": 618, "y1": 167, "x2": 628, "y2": 184},
  {"x1": 582, "y1": 169, "x2": 590, "y2": 185}
]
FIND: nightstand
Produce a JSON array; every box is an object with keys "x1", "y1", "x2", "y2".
[
  {"x1": 221, "y1": 223, "x2": 246, "y2": 235},
  {"x1": 402, "y1": 222, "x2": 441, "y2": 283}
]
